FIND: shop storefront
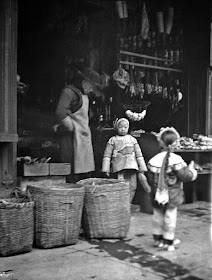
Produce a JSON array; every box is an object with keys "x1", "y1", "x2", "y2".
[{"x1": 0, "y1": 0, "x2": 211, "y2": 201}]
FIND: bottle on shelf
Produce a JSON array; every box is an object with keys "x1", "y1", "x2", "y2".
[
  {"x1": 156, "y1": 32, "x2": 164, "y2": 66},
  {"x1": 124, "y1": 35, "x2": 130, "y2": 70},
  {"x1": 168, "y1": 34, "x2": 174, "y2": 67},
  {"x1": 173, "y1": 74, "x2": 182, "y2": 108},
  {"x1": 146, "y1": 31, "x2": 152, "y2": 65},
  {"x1": 135, "y1": 67, "x2": 145, "y2": 100},
  {"x1": 168, "y1": 72, "x2": 176, "y2": 109},
  {"x1": 163, "y1": 33, "x2": 169, "y2": 67},
  {"x1": 173, "y1": 33, "x2": 180, "y2": 68},
  {"x1": 151, "y1": 30, "x2": 157, "y2": 66},
  {"x1": 152, "y1": 71, "x2": 159, "y2": 95},
  {"x1": 145, "y1": 68, "x2": 153, "y2": 96},
  {"x1": 131, "y1": 16, "x2": 137, "y2": 53},
  {"x1": 179, "y1": 28, "x2": 184, "y2": 67},
  {"x1": 162, "y1": 71, "x2": 168, "y2": 99},
  {"x1": 132, "y1": 34, "x2": 137, "y2": 53},
  {"x1": 137, "y1": 34, "x2": 147, "y2": 64}
]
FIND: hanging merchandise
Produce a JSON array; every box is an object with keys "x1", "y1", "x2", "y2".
[
  {"x1": 123, "y1": 1, "x2": 128, "y2": 19},
  {"x1": 116, "y1": 1, "x2": 124, "y2": 18},
  {"x1": 141, "y1": 2, "x2": 149, "y2": 40},
  {"x1": 112, "y1": 66, "x2": 130, "y2": 89},
  {"x1": 156, "y1": 11, "x2": 164, "y2": 33},
  {"x1": 165, "y1": 7, "x2": 174, "y2": 35},
  {"x1": 116, "y1": 1, "x2": 128, "y2": 19}
]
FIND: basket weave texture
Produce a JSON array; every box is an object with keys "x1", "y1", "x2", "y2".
[
  {"x1": 0, "y1": 196, "x2": 34, "y2": 257},
  {"x1": 78, "y1": 178, "x2": 131, "y2": 239},
  {"x1": 27, "y1": 183, "x2": 85, "y2": 249}
]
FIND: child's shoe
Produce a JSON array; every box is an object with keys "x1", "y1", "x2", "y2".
[
  {"x1": 154, "y1": 240, "x2": 160, "y2": 247},
  {"x1": 154, "y1": 240, "x2": 164, "y2": 247},
  {"x1": 173, "y1": 239, "x2": 181, "y2": 246},
  {"x1": 162, "y1": 244, "x2": 175, "y2": 251},
  {"x1": 158, "y1": 241, "x2": 164, "y2": 248},
  {"x1": 167, "y1": 245, "x2": 175, "y2": 252},
  {"x1": 163, "y1": 239, "x2": 181, "y2": 251}
]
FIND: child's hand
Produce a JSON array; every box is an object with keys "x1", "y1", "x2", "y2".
[
  {"x1": 188, "y1": 160, "x2": 198, "y2": 181},
  {"x1": 189, "y1": 160, "x2": 195, "y2": 169},
  {"x1": 137, "y1": 172, "x2": 151, "y2": 193},
  {"x1": 104, "y1": 172, "x2": 110, "y2": 178},
  {"x1": 143, "y1": 184, "x2": 151, "y2": 193}
]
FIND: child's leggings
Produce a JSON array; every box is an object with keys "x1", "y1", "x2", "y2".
[
  {"x1": 153, "y1": 207, "x2": 177, "y2": 242},
  {"x1": 117, "y1": 170, "x2": 137, "y2": 203}
]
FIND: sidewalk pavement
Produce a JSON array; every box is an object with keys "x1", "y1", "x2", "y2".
[{"x1": 0, "y1": 201, "x2": 211, "y2": 280}]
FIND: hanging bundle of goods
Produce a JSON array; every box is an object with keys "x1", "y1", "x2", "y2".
[{"x1": 113, "y1": 65, "x2": 130, "y2": 89}]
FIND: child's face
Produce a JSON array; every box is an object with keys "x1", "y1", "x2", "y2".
[{"x1": 117, "y1": 120, "x2": 129, "y2": 136}]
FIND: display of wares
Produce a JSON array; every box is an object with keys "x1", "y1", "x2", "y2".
[{"x1": 172, "y1": 135, "x2": 212, "y2": 150}]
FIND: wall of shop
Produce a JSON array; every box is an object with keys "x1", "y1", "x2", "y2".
[{"x1": 16, "y1": 0, "x2": 211, "y2": 139}]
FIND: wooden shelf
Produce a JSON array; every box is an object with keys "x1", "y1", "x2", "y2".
[
  {"x1": 119, "y1": 60, "x2": 183, "y2": 73},
  {"x1": 198, "y1": 170, "x2": 212, "y2": 175},
  {"x1": 0, "y1": 133, "x2": 18, "y2": 142},
  {"x1": 175, "y1": 149, "x2": 212, "y2": 153},
  {"x1": 119, "y1": 50, "x2": 183, "y2": 73}
]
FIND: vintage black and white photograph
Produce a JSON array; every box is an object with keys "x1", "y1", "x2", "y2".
[{"x1": 0, "y1": 0, "x2": 211, "y2": 279}]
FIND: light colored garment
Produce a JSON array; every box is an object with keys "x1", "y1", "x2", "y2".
[
  {"x1": 147, "y1": 151, "x2": 193, "y2": 208},
  {"x1": 155, "y1": 188, "x2": 169, "y2": 205},
  {"x1": 117, "y1": 170, "x2": 137, "y2": 202},
  {"x1": 153, "y1": 207, "x2": 177, "y2": 240},
  {"x1": 148, "y1": 151, "x2": 187, "y2": 173},
  {"x1": 70, "y1": 95, "x2": 95, "y2": 174},
  {"x1": 102, "y1": 134, "x2": 147, "y2": 173}
]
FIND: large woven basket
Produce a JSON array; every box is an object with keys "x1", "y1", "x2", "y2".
[
  {"x1": 0, "y1": 195, "x2": 34, "y2": 257},
  {"x1": 27, "y1": 183, "x2": 85, "y2": 249},
  {"x1": 78, "y1": 178, "x2": 131, "y2": 239}
]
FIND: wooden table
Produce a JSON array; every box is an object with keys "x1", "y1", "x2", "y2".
[{"x1": 175, "y1": 149, "x2": 212, "y2": 202}]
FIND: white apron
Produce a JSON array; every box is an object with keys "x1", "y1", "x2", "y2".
[{"x1": 70, "y1": 95, "x2": 95, "y2": 174}]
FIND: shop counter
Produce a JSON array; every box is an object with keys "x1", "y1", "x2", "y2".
[{"x1": 174, "y1": 149, "x2": 212, "y2": 202}]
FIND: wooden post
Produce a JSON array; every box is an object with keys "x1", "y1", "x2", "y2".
[{"x1": 0, "y1": 0, "x2": 18, "y2": 197}]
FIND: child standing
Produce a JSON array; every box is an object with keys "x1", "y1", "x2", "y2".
[
  {"x1": 147, "y1": 127, "x2": 198, "y2": 251},
  {"x1": 102, "y1": 118, "x2": 151, "y2": 202}
]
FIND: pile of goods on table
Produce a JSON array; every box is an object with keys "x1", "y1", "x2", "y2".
[
  {"x1": 172, "y1": 134, "x2": 212, "y2": 172},
  {"x1": 173, "y1": 134, "x2": 212, "y2": 150}
]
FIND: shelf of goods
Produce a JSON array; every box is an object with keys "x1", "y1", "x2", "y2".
[
  {"x1": 119, "y1": 50, "x2": 182, "y2": 73},
  {"x1": 174, "y1": 134, "x2": 212, "y2": 175},
  {"x1": 115, "y1": 45, "x2": 183, "y2": 113},
  {"x1": 174, "y1": 149, "x2": 212, "y2": 175}
]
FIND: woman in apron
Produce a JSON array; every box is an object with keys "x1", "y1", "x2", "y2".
[{"x1": 55, "y1": 67, "x2": 102, "y2": 183}]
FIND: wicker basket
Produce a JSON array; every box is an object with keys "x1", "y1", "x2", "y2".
[
  {"x1": 123, "y1": 101, "x2": 151, "y2": 113},
  {"x1": 78, "y1": 178, "x2": 131, "y2": 239},
  {"x1": 0, "y1": 195, "x2": 34, "y2": 257},
  {"x1": 27, "y1": 183, "x2": 85, "y2": 248}
]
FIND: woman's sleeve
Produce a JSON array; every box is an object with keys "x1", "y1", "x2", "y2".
[
  {"x1": 55, "y1": 88, "x2": 75, "y2": 122},
  {"x1": 102, "y1": 140, "x2": 114, "y2": 173}
]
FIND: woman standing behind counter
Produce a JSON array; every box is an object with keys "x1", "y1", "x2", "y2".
[{"x1": 55, "y1": 67, "x2": 103, "y2": 183}]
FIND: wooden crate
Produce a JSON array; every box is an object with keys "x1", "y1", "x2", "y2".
[
  {"x1": 18, "y1": 175, "x2": 66, "y2": 192},
  {"x1": 49, "y1": 163, "x2": 71, "y2": 175},
  {"x1": 21, "y1": 163, "x2": 49, "y2": 177}
]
